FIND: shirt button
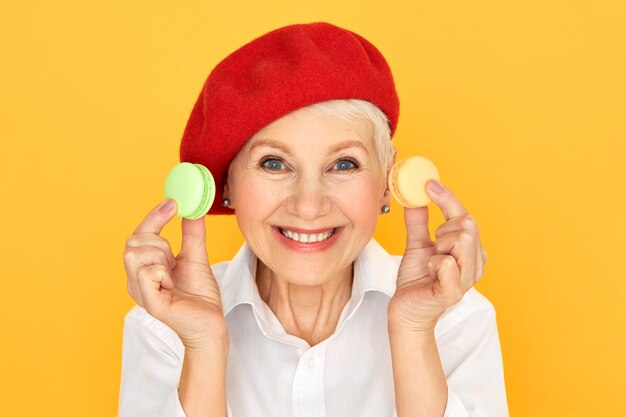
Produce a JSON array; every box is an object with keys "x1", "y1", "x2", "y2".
[{"x1": 307, "y1": 357, "x2": 316, "y2": 369}]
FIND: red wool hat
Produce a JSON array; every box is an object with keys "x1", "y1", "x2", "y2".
[{"x1": 179, "y1": 21, "x2": 400, "y2": 215}]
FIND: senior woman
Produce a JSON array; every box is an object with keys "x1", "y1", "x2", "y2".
[{"x1": 119, "y1": 22, "x2": 508, "y2": 417}]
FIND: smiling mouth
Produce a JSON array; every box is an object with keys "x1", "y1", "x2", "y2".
[{"x1": 276, "y1": 227, "x2": 338, "y2": 243}]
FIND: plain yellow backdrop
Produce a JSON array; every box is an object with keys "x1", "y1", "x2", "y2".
[{"x1": 1, "y1": 0, "x2": 625, "y2": 415}]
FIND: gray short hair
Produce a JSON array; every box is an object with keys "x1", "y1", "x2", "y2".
[
  {"x1": 306, "y1": 99, "x2": 395, "y2": 174},
  {"x1": 248, "y1": 99, "x2": 396, "y2": 175}
]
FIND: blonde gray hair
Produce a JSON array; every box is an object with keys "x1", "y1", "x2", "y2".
[
  {"x1": 248, "y1": 99, "x2": 395, "y2": 174},
  {"x1": 306, "y1": 99, "x2": 395, "y2": 174}
]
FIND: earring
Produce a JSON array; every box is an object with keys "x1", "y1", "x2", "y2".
[
  {"x1": 222, "y1": 198, "x2": 231, "y2": 207},
  {"x1": 381, "y1": 205, "x2": 390, "y2": 214}
]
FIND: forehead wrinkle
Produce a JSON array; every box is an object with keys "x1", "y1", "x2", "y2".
[
  {"x1": 248, "y1": 138, "x2": 294, "y2": 156},
  {"x1": 327, "y1": 139, "x2": 369, "y2": 155},
  {"x1": 249, "y1": 138, "x2": 369, "y2": 156}
]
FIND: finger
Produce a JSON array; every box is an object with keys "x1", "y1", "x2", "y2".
[
  {"x1": 474, "y1": 239, "x2": 485, "y2": 285},
  {"x1": 124, "y1": 247, "x2": 175, "y2": 304},
  {"x1": 433, "y1": 213, "x2": 487, "y2": 275},
  {"x1": 178, "y1": 217, "x2": 209, "y2": 264},
  {"x1": 125, "y1": 246, "x2": 175, "y2": 277},
  {"x1": 434, "y1": 214, "x2": 487, "y2": 273},
  {"x1": 136, "y1": 264, "x2": 174, "y2": 315},
  {"x1": 125, "y1": 233, "x2": 177, "y2": 270},
  {"x1": 428, "y1": 255, "x2": 463, "y2": 304},
  {"x1": 425, "y1": 180, "x2": 469, "y2": 222},
  {"x1": 434, "y1": 214, "x2": 479, "y2": 239},
  {"x1": 126, "y1": 273, "x2": 144, "y2": 307},
  {"x1": 433, "y1": 231, "x2": 476, "y2": 291},
  {"x1": 403, "y1": 205, "x2": 433, "y2": 250},
  {"x1": 132, "y1": 199, "x2": 178, "y2": 236}
]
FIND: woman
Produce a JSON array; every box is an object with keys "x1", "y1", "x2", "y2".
[{"x1": 119, "y1": 22, "x2": 508, "y2": 417}]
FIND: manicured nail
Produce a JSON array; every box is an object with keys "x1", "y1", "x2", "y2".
[
  {"x1": 428, "y1": 180, "x2": 443, "y2": 194},
  {"x1": 160, "y1": 199, "x2": 175, "y2": 214}
]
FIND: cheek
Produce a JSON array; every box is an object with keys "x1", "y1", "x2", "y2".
[
  {"x1": 232, "y1": 177, "x2": 278, "y2": 221},
  {"x1": 335, "y1": 178, "x2": 383, "y2": 222}
]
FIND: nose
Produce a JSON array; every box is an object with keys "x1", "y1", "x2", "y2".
[{"x1": 286, "y1": 173, "x2": 332, "y2": 221}]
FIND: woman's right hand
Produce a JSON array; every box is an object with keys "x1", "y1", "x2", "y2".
[{"x1": 123, "y1": 199, "x2": 228, "y2": 350}]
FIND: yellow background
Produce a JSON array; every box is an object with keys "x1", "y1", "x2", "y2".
[{"x1": 1, "y1": 0, "x2": 625, "y2": 415}]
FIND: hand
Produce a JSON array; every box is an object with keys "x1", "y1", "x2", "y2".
[
  {"x1": 388, "y1": 180, "x2": 488, "y2": 334},
  {"x1": 123, "y1": 199, "x2": 228, "y2": 350}
]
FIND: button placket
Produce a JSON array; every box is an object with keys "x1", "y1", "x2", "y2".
[{"x1": 292, "y1": 346, "x2": 327, "y2": 417}]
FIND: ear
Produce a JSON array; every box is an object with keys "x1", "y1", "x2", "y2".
[{"x1": 380, "y1": 147, "x2": 397, "y2": 207}]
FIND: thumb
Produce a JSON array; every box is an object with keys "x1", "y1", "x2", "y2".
[
  {"x1": 179, "y1": 217, "x2": 209, "y2": 264},
  {"x1": 404, "y1": 205, "x2": 432, "y2": 249}
]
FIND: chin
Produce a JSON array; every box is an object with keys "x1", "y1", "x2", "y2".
[{"x1": 273, "y1": 261, "x2": 337, "y2": 286}]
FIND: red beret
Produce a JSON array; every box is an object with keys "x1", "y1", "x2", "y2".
[{"x1": 179, "y1": 21, "x2": 400, "y2": 215}]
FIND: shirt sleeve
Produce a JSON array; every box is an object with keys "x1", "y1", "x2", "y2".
[
  {"x1": 437, "y1": 301, "x2": 510, "y2": 417},
  {"x1": 118, "y1": 306, "x2": 233, "y2": 417}
]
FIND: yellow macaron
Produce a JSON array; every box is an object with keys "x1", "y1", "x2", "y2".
[{"x1": 388, "y1": 156, "x2": 440, "y2": 208}]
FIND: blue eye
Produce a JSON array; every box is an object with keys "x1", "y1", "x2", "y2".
[
  {"x1": 259, "y1": 157, "x2": 359, "y2": 172},
  {"x1": 261, "y1": 158, "x2": 284, "y2": 171},
  {"x1": 334, "y1": 159, "x2": 358, "y2": 171}
]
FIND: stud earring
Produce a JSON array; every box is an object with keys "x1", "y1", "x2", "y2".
[
  {"x1": 222, "y1": 198, "x2": 231, "y2": 207},
  {"x1": 381, "y1": 205, "x2": 390, "y2": 214}
]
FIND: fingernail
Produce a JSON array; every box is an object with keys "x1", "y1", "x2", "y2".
[
  {"x1": 428, "y1": 180, "x2": 443, "y2": 194},
  {"x1": 160, "y1": 199, "x2": 175, "y2": 214}
]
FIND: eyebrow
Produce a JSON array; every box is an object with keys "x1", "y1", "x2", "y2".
[{"x1": 249, "y1": 138, "x2": 369, "y2": 155}]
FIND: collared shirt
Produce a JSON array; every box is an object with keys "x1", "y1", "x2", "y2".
[{"x1": 118, "y1": 238, "x2": 509, "y2": 417}]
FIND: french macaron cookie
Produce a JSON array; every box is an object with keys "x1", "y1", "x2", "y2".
[
  {"x1": 388, "y1": 156, "x2": 440, "y2": 208},
  {"x1": 164, "y1": 162, "x2": 216, "y2": 220}
]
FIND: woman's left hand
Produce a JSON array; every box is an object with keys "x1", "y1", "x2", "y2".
[{"x1": 388, "y1": 180, "x2": 488, "y2": 334}]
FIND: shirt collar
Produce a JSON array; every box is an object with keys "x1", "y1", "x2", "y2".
[{"x1": 219, "y1": 237, "x2": 399, "y2": 318}]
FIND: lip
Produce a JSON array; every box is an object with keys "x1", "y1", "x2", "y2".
[
  {"x1": 275, "y1": 225, "x2": 336, "y2": 234},
  {"x1": 272, "y1": 226, "x2": 343, "y2": 252}
]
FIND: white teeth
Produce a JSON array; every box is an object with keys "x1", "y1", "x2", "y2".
[{"x1": 280, "y1": 228, "x2": 336, "y2": 243}]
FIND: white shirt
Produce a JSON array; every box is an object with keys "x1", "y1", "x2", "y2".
[{"x1": 118, "y1": 238, "x2": 509, "y2": 417}]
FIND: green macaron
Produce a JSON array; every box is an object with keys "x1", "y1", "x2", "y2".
[{"x1": 164, "y1": 162, "x2": 216, "y2": 220}]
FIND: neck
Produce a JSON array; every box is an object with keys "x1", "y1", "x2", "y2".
[{"x1": 255, "y1": 260, "x2": 353, "y2": 347}]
